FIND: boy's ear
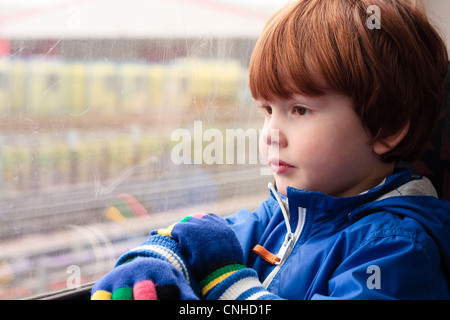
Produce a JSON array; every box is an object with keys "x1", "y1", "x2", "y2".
[{"x1": 372, "y1": 121, "x2": 410, "y2": 156}]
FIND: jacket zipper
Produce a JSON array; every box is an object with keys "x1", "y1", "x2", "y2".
[{"x1": 262, "y1": 206, "x2": 306, "y2": 289}]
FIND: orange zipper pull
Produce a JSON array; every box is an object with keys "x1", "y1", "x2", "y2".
[{"x1": 253, "y1": 245, "x2": 281, "y2": 265}]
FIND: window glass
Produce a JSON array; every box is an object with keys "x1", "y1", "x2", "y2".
[{"x1": 0, "y1": 0, "x2": 286, "y2": 299}]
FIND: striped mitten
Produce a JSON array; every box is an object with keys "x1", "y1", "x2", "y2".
[
  {"x1": 153, "y1": 213, "x2": 281, "y2": 300},
  {"x1": 91, "y1": 257, "x2": 199, "y2": 300},
  {"x1": 91, "y1": 235, "x2": 200, "y2": 300}
]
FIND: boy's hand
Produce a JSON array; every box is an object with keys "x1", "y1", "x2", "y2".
[
  {"x1": 152, "y1": 213, "x2": 247, "y2": 298},
  {"x1": 114, "y1": 234, "x2": 196, "y2": 288},
  {"x1": 91, "y1": 257, "x2": 199, "y2": 300}
]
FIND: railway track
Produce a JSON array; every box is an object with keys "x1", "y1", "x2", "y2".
[
  {"x1": 0, "y1": 166, "x2": 272, "y2": 239},
  {"x1": 0, "y1": 166, "x2": 272, "y2": 299}
]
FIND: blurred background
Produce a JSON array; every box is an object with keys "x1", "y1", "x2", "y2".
[
  {"x1": 0, "y1": 0, "x2": 285, "y2": 299},
  {"x1": 0, "y1": 0, "x2": 448, "y2": 299}
]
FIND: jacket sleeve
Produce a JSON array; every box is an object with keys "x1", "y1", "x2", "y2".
[
  {"x1": 201, "y1": 265, "x2": 283, "y2": 300},
  {"x1": 225, "y1": 197, "x2": 275, "y2": 265},
  {"x1": 311, "y1": 228, "x2": 446, "y2": 300}
]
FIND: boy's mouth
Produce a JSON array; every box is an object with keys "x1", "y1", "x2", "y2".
[{"x1": 269, "y1": 158, "x2": 296, "y2": 174}]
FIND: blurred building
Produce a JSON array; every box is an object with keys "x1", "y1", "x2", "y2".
[{"x1": 0, "y1": 0, "x2": 279, "y2": 63}]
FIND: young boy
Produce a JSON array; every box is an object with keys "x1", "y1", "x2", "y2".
[{"x1": 92, "y1": 0, "x2": 450, "y2": 300}]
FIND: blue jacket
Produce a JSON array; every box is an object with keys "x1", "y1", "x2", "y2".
[{"x1": 225, "y1": 169, "x2": 450, "y2": 299}]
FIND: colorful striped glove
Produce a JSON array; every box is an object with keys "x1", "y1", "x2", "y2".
[
  {"x1": 152, "y1": 213, "x2": 281, "y2": 300},
  {"x1": 91, "y1": 235, "x2": 200, "y2": 300}
]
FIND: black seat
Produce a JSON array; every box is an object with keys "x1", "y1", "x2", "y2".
[{"x1": 412, "y1": 63, "x2": 450, "y2": 200}]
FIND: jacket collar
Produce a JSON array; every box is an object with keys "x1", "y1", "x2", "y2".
[{"x1": 272, "y1": 168, "x2": 417, "y2": 225}]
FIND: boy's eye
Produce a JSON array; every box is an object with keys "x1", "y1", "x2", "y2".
[
  {"x1": 261, "y1": 105, "x2": 272, "y2": 115},
  {"x1": 293, "y1": 106, "x2": 308, "y2": 116}
]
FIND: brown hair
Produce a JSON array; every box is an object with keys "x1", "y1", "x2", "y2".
[{"x1": 249, "y1": 0, "x2": 448, "y2": 162}]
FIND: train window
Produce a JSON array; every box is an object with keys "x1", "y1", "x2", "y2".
[{"x1": 0, "y1": 0, "x2": 286, "y2": 299}]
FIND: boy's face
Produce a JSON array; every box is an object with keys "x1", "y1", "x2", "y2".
[{"x1": 259, "y1": 91, "x2": 392, "y2": 198}]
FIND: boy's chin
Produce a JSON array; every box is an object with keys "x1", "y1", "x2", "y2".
[
  {"x1": 273, "y1": 180, "x2": 288, "y2": 197},
  {"x1": 274, "y1": 178, "x2": 308, "y2": 196}
]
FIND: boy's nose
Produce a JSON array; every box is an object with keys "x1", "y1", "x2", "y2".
[{"x1": 261, "y1": 119, "x2": 287, "y2": 148}]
